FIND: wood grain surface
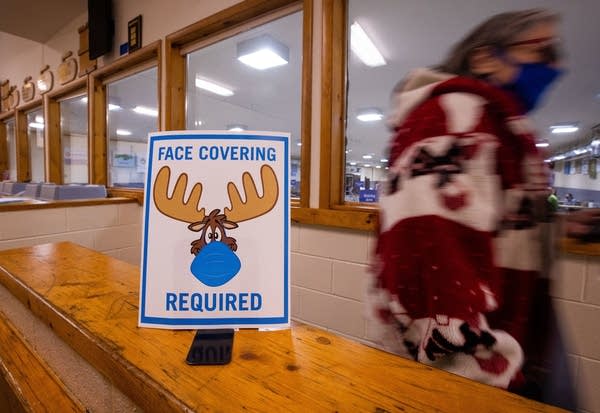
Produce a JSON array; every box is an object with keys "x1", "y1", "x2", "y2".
[
  {"x1": 0, "y1": 242, "x2": 567, "y2": 412},
  {"x1": 0, "y1": 308, "x2": 85, "y2": 412}
]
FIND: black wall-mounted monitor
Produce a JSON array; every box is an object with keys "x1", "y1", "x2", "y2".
[{"x1": 88, "y1": 0, "x2": 114, "y2": 59}]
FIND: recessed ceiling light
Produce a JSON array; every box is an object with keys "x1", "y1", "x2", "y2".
[
  {"x1": 108, "y1": 104, "x2": 121, "y2": 111},
  {"x1": 375, "y1": 165, "x2": 382, "y2": 169},
  {"x1": 362, "y1": 154, "x2": 373, "y2": 159},
  {"x1": 535, "y1": 142, "x2": 550, "y2": 148},
  {"x1": 116, "y1": 129, "x2": 132, "y2": 136},
  {"x1": 363, "y1": 164, "x2": 371, "y2": 167},
  {"x1": 380, "y1": 158, "x2": 388, "y2": 163},
  {"x1": 133, "y1": 106, "x2": 158, "y2": 117},
  {"x1": 296, "y1": 142, "x2": 302, "y2": 146},
  {"x1": 357, "y1": 108, "x2": 383, "y2": 122},
  {"x1": 237, "y1": 35, "x2": 289, "y2": 70},
  {"x1": 35, "y1": 115, "x2": 43, "y2": 123},
  {"x1": 28, "y1": 122, "x2": 44, "y2": 130},
  {"x1": 350, "y1": 22, "x2": 386, "y2": 67},
  {"x1": 550, "y1": 124, "x2": 578, "y2": 133},
  {"x1": 195, "y1": 77, "x2": 234, "y2": 96},
  {"x1": 349, "y1": 162, "x2": 357, "y2": 166},
  {"x1": 81, "y1": 97, "x2": 88, "y2": 103},
  {"x1": 227, "y1": 124, "x2": 247, "y2": 132}
]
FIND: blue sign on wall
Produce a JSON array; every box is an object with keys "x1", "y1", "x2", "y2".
[{"x1": 359, "y1": 189, "x2": 378, "y2": 202}]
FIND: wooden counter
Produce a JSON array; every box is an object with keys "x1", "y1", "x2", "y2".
[
  {"x1": 0, "y1": 242, "x2": 565, "y2": 412},
  {"x1": 0, "y1": 196, "x2": 137, "y2": 212}
]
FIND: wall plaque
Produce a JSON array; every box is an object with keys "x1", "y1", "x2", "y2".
[
  {"x1": 78, "y1": 23, "x2": 97, "y2": 76},
  {"x1": 22, "y1": 76, "x2": 35, "y2": 102},
  {"x1": 37, "y1": 65, "x2": 54, "y2": 94},
  {"x1": 57, "y1": 51, "x2": 78, "y2": 85}
]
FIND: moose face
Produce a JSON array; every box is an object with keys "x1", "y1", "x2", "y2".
[
  {"x1": 153, "y1": 164, "x2": 279, "y2": 287},
  {"x1": 188, "y1": 209, "x2": 239, "y2": 255}
]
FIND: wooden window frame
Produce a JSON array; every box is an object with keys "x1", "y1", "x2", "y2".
[
  {"x1": 87, "y1": 40, "x2": 161, "y2": 202},
  {"x1": 14, "y1": 99, "x2": 43, "y2": 182},
  {"x1": 291, "y1": 0, "x2": 378, "y2": 231},
  {"x1": 165, "y1": 0, "x2": 313, "y2": 208},
  {"x1": 0, "y1": 110, "x2": 15, "y2": 177},
  {"x1": 45, "y1": 78, "x2": 88, "y2": 184}
]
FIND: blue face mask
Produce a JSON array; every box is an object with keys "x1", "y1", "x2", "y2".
[{"x1": 502, "y1": 63, "x2": 563, "y2": 112}]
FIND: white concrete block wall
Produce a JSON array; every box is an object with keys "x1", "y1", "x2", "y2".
[
  {"x1": 552, "y1": 253, "x2": 600, "y2": 413},
  {"x1": 0, "y1": 203, "x2": 143, "y2": 266}
]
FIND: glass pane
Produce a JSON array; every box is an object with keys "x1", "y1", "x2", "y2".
[
  {"x1": 60, "y1": 95, "x2": 88, "y2": 183},
  {"x1": 107, "y1": 67, "x2": 158, "y2": 188},
  {"x1": 27, "y1": 108, "x2": 45, "y2": 182},
  {"x1": 5, "y1": 119, "x2": 17, "y2": 180},
  {"x1": 185, "y1": 11, "x2": 303, "y2": 198}
]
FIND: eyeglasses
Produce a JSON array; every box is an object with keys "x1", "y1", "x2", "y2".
[{"x1": 505, "y1": 36, "x2": 561, "y2": 63}]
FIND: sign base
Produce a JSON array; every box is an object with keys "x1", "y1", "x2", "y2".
[{"x1": 185, "y1": 329, "x2": 234, "y2": 365}]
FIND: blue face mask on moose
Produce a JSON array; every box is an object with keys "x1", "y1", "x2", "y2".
[{"x1": 502, "y1": 62, "x2": 563, "y2": 113}]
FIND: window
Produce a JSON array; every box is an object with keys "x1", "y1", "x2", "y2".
[
  {"x1": 60, "y1": 95, "x2": 88, "y2": 183},
  {"x1": 184, "y1": 11, "x2": 304, "y2": 199},
  {"x1": 5, "y1": 119, "x2": 16, "y2": 180},
  {"x1": 26, "y1": 108, "x2": 45, "y2": 182},
  {"x1": 106, "y1": 66, "x2": 158, "y2": 188}
]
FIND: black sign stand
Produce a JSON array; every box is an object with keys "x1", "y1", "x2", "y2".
[{"x1": 185, "y1": 329, "x2": 234, "y2": 365}]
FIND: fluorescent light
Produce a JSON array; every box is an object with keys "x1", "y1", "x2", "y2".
[
  {"x1": 238, "y1": 49, "x2": 287, "y2": 70},
  {"x1": 574, "y1": 148, "x2": 589, "y2": 155},
  {"x1": 28, "y1": 122, "x2": 44, "y2": 130},
  {"x1": 349, "y1": 162, "x2": 357, "y2": 166},
  {"x1": 362, "y1": 155, "x2": 373, "y2": 159},
  {"x1": 195, "y1": 77, "x2": 234, "y2": 96},
  {"x1": 380, "y1": 158, "x2": 388, "y2": 163},
  {"x1": 116, "y1": 129, "x2": 132, "y2": 136},
  {"x1": 227, "y1": 124, "x2": 247, "y2": 132},
  {"x1": 356, "y1": 108, "x2": 383, "y2": 122},
  {"x1": 550, "y1": 125, "x2": 578, "y2": 133},
  {"x1": 350, "y1": 22, "x2": 386, "y2": 67},
  {"x1": 237, "y1": 35, "x2": 289, "y2": 70},
  {"x1": 591, "y1": 139, "x2": 600, "y2": 146},
  {"x1": 133, "y1": 106, "x2": 158, "y2": 117},
  {"x1": 296, "y1": 142, "x2": 302, "y2": 146},
  {"x1": 108, "y1": 104, "x2": 121, "y2": 111},
  {"x1": 375, "y1": 165, "x2": 382, "y2": 169},
  {"x1": 35, "y1": 115, "x2": 43, "y2": 123},
  {"x1": 363, "y1": 164, "x2": 371, "y2": 167},
  {"x1": 536, "y1": 142, "x2": 550, "y2": 148},
  {"x1": 81, "y1": 97, "x2": 88, "y2": 103},
  {"x1": 554, "y1": 155, "x2": 566, "y2": 160}
]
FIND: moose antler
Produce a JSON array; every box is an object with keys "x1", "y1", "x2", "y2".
[
  {"x1": 224, "y1": 165, "x2": 278, "y2": 223},
  {"x1": 153, "y1": 166, "x2": 205, "y2": 223}
]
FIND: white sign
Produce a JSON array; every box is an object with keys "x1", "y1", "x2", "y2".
[{"x1": 139, "y1": 131, "x2": 290, "y2": 329}]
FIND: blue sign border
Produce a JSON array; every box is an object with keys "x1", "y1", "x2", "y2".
[{"x1": 140, "y1": 133, "x2": 289, "y2": 326}]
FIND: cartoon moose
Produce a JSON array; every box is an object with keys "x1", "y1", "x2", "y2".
[{"x1": 153, "y1": 164, "x2": 279, "y2": 287}]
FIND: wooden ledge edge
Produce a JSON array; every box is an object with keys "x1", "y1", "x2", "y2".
[
  {"x1": 0, "y1": 263, "x2": 190, "y2": 413},
  {"x1": 560, "y1": 237, "x2": 600, "y2": 256},
  {"x1": 291, "y1": 207, "x2": 377, "y2": 231}
]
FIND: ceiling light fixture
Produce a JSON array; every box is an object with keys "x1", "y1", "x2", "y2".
[
  {"x1": 35, "y1": 115, "x2": 44, "y2": 123},
  {"x1": 363, "y1": 164, "x2": 371, "y2": 168},
  {"x1": 550, "y1": 124, "x2": 578, "y2": 134},
  {"x1": 350, "y1": 22, "x2": 386, "y2": 67},
  {"x1": 380, "y1": 158, "x2": 388, "y2": 163},
  {"x1": 109, "y1": 104, "x2": 121, "y2": 111},
  {"x1": 116, "y1": 129, "x2": 132, "y2": 136},
  {"x1": 81, "y1": 97, "x2": 88, "y2": 103},
  {"x1": 227, "y1": 124, "x2": 247, "y2": 132},
  {"x1": 357, "y1": 108, "x2": 384, "y2": 122},
  {"x1": 237, "y1": 34, "x2": 289, "y2": 70},
  {"x1": 133, "y1": 106, "x2": 158, "y2": 117},
  {"x1": 195, "y1": 77, "x2": 234, "y2": 96},
  {"x1": 362, "y1": 154, "x2": 373, "y2": 159},
  {"x1": 535, "y1": 142, "x2": 550, "y2": 148},
  {"x1": 28, "y1": 122, "x2": 44, "y2": 130}
]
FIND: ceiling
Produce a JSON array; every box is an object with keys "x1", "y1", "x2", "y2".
[
  {"x1": 4, "y1": 0, "x2": 599, "y2": 167},
  {"x1": 0, "y1": 0, "x2": 86, "y2": 43}
]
